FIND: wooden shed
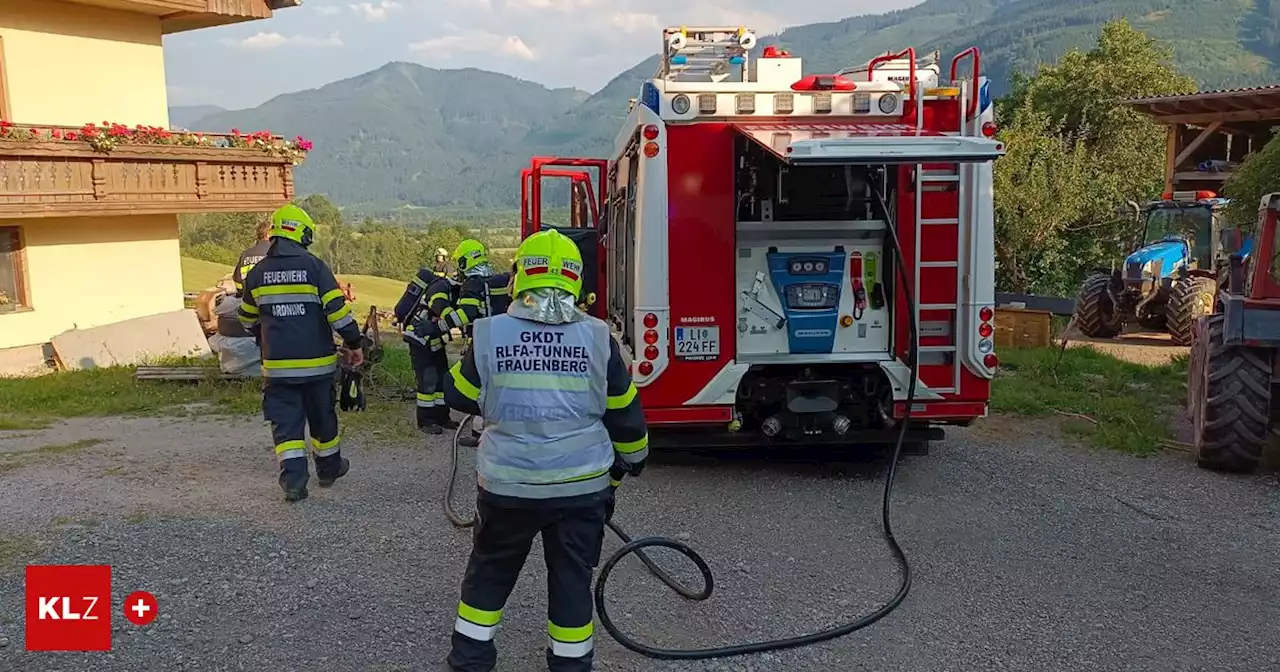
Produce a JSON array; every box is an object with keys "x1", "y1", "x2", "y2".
[{"x1": 1126, "y1": 86, "x2": 1280, "y2": 194}]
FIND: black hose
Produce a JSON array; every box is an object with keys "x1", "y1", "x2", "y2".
[
  {"x1": 442, "y1": 176, "x2": 919, "y2": 660},
  {"x1": 442, "y1": 418, "x2": 712, "y2": 602}
]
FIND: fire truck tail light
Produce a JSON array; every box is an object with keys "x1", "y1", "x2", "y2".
[
  {"x1": 983, "y1": 354, "x2": 999, "y2": 369},
  {"x1": 978, "y1": 323, "x2": 993, "y2": 338},
  {"x1": 643, "y1": 142, "x2": 660, "y2": 158},
  {"x1": 643, "y1": 125, "x2": 660, "y2": 140},
  {"x1": 981, "y1": 122, "x2": 997, "y2": 137},
  {"x1": 643, "y1": 329, "x2": 659, "y2": 345},
  {"x1": 638, "y1": 361, "x2": 654, "y2": 376},
  {"x1": 643, "y1": 313, "x2": 659, "y2": 328},
  {"x1": 979, "y1": 307, "x2": 994, "y2": 321},
  {"x1": 644, "y1": 346, "x2": 660, "y2": 360}
]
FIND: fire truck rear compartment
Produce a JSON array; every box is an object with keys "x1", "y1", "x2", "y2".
[{"x1": 731, "y1": 132, "x2": 904, "y2": 439}]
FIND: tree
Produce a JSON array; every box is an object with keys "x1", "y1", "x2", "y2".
[
  {"x1": 993, "y1": 19, "x2": 1197, "y2": 294},
  {"x1": 993, "y1": 104, "x2": 1094, "y2": 293},
  {"x1": 1224, "y1": 129, "x2": 1280, "y2": 232}
]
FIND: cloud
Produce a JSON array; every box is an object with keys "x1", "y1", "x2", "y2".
[
  {"x1": 409, "y1": 30, "x2": 537, "y2": 61},
  {"x1": 350, "y1": 0, "x2": 401, "y2": 21},
  {"x1": 227, "y1": 31, "x2": 345, "y2": 49},
  {"x1": 313, "y1": 4, "x2": 343, "y2": 15},
  {"x1": 504, "y1": 0, "x2": 599, "y2": 10},
  {"x1": 609, "y1": 12, "x2": 659, "y2": 34}
]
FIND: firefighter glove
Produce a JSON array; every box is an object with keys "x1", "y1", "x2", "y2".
[{"x1": 338, "y1": 368, "x2": 366, "y2": 412}]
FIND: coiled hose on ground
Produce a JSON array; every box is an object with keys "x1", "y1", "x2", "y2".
[{"x1": 442, "y1": 181, "x2": 916, "y2": 659}]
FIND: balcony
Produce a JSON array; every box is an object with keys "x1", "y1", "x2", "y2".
[
  {"x1": 61, "y1": 0, "x2": 300, "y2": 34},
  {"x1": 0, "y1": 123, "x2": 309, "y2": 219}
]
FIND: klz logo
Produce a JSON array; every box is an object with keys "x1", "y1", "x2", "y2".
[{"x1": 25, "y1": 565, "x2": 112, "y2": 651}]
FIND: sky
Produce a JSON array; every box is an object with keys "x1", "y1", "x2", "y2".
[{"x1": 161, "y1": 0, "x2": 920, "y2": 110}]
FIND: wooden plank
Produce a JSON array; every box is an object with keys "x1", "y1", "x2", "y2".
[
  {"x1": 1164, "y1": 124, "x2": 1178, "y2": 194},
  {"x1": 1154, "y1": 108, "x2": 1280, "y2": 124},
  {"x1": 1173, "y1": 121, "x2": 1223, "y2": 170}
]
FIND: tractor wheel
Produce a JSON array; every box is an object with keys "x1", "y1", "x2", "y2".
[
  {"x1": 1073, "y1": 273, "x2": 1121, "y2": 338},
  {"x1": 1189, "y1": 314, "x2": 1271, "y2": 473},
  {"x1": 1166, "y1": 276, "x2": 1217, "y2": 346}
]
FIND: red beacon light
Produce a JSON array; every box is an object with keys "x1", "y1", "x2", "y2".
[{"x1": 791, "y1": 74, "x2": 857, "y2": 92}]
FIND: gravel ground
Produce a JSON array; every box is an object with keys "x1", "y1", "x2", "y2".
[{"x1": 0, "y1": 413, "x2": 1277, "y2": 672}]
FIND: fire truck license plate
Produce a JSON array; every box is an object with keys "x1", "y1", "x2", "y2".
[{"x1": 674, "y1": 326, "x2": 719, "y2": 361}]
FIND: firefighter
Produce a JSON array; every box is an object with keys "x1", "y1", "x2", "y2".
[
  {"x1": 238, "y1": 204, "x2": 365, "y2": 503},
  {"x1": 441, "y1": 229, "x2": 648, "y2": 672},
  {"x1": 440, "y1": 239, "x2": 512, "y2": 447},
  {"x1": 433, "y1": 247, "x2": 452, "y2": 275},
  {"x1": 232, "y1": 213, "x2": 273, "y2": 297},
  {"x1": 393, "y1": 264, "x2": 451, "y2": 433}
]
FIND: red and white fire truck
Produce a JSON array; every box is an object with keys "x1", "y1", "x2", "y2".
[{"x1": 521, "y1": 27, "x2": 1006, "y2": 446}]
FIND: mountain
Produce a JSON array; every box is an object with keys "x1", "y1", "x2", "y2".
[
  {"x1": 188, "y1": 63, "x2": 589, "y2": 208},
  {"x1": 183, "y1": 0, "x2": 1280, "y2": 210},
  {"x1": 169, "y1": 105, "x2": 225, "y2": 129}
]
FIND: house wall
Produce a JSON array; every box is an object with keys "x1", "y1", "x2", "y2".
[
  {"x1": 0, "y1": 0, "x2": 170, "y2": 127},
  {"x1": 0, "y1": 215, "x2": 184, "y2": 350},
  {"x1": 0, "y1": 0, "x2": 182, "y2": 355}
]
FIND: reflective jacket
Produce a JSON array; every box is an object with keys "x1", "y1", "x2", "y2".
[
  {"x1": 392, "y1": 266, "x2": 443, "y2": 326},
  {"x1": 444, "y1": 313, "x2": 649, "y2": 505},
  {"x1": 237, "y1": 239, "x2": 363, "y2": 382},
  {"x1": 446, "y1": 273, "x2": 512, "y2": 336},
  {"x1": 232, "y1": 240, "x2": 272, "y2": 296}
]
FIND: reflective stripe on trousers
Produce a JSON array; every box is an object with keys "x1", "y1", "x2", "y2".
[
  {"x1": 454, "y1": 601, "x2": 502, "y2": 642},
  {"x1": 548, "y1": 620, "x2": 593, "y2": 658},
  {"x1": 416, "y1": 391, "x2": 445, "y2": 407}
]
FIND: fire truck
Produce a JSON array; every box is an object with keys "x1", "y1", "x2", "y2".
[{"x1": 520, "y1": 27, "x2": 1006, "y2": 447}]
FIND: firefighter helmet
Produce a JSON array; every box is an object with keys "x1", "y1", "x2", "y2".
[
  {"x1": 513, "y1": 229, "x2": 583, "y2": 298},
  {"x1": 452, "y1": 239, "x2": 489, "y2": 272},
  {"x1": 269, "y1": 204, "x2": 316, "y2": 247}
]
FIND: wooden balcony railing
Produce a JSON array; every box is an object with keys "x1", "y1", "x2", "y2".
[{"x1": 0, "y1": 123, "x2": 308, "y2": 218}]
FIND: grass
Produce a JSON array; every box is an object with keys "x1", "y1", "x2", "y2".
[
  {"x1": 0, "y1": 534, "x2": 39, "y2": 570},
  {"x1": 35, "y1": 438, "x2": 105, "y2": 454},
  {"x1": 0, "y1": 341, "x2": 422, "y2": 442},
  {"x1": 181, "y1": 256, "x2": 407, "y2": 316},
  {"x1": 992, "y1": 346, "x2": 1188, "y2": 454}
]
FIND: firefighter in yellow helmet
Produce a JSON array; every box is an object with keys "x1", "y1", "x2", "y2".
[
  {"x1": 441, "y1": 229, "x2": 648, "y2": 672},
  {"x1": 437, "y1": 239, "x2": 512, "y2": 447},
  {"x1": 238, "y1": 204, "x2": 364, "y2": 502}
]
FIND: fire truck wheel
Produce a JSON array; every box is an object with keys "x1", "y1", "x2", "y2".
[
  {"x1": 1166, "y1": 276, "x2": 1217, "y2": 346},
  {"x1": 1191, "y1": 314, "x2": 1270, "y2": 474},
  {"x1": 1073, "y1": 273, "x2": 1122, "y2": 338}
]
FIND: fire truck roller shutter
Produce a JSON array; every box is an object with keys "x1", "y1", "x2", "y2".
[{"x1": 732, "y1": 123, "x2": 1004, "y2": 165}]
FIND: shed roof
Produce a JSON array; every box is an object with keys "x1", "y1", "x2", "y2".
[{"x1": 1126, "y1": 86, "x2": 1280, "y2": 124}]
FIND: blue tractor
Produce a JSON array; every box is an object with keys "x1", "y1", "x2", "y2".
[{"x1": 1073, "y1": 191, "x2": 1253, "y2": 346}]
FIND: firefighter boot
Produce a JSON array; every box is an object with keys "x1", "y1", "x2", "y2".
[
  {"x1": 417, "y1": 406, "x2": 442, "y2": 435},
  {"x1": 316, "y1": 457, "x2": 351, "y2": 488},
  {"x1": 279, "y1": 457, "x2": 310, "y2": 503}
]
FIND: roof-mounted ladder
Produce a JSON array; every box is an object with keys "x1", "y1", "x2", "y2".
[{"x1": 658, "y1": 26, "x2": 758, "y2": 83}]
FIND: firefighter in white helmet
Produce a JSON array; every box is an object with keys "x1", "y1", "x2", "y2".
[{"x1": 441, "y1": 229, "x2": 648, "y2": 672}]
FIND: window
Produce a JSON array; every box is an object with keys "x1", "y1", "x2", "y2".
[{"x1": 0, "y1": 227, "x2": 28, "y2": 312}]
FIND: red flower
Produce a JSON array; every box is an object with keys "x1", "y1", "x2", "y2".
[
  {"x1": 64, "y1": 131, "x2": 78, "y2": 141},
  {"x1": 50, "y1": 129, "x2": 62, "y2": 139}
]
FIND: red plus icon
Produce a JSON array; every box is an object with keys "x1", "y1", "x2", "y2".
[{"x1": 123, "y1": 591, "x2": 157, "y2": 626}]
